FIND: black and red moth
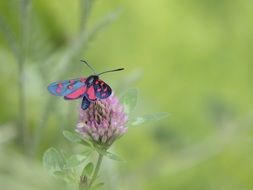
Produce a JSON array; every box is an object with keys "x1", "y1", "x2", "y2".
[{"x1": 47, "y1": 60, "x2": 124, "y2": 110}]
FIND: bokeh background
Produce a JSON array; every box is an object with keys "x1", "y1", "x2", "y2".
[{"x1": 1, "y1": 0, "x2": 253, "y2": 189}]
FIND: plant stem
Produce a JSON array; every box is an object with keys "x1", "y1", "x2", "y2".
[
  {"x1": 18, "y1": 50, "x2": 27, "y2": 148},
  {"x1": 18, "y1": 0, "x2": 29, "y2": 153},
  {"x1": 88, "y1": 153, "x2": 103, "y2": 189},
  {"x1": 80, "y1": 0, "x2": 93, "y2": 32}
]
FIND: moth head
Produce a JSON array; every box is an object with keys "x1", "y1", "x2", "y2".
[{"x1": 86, "y1": 75, "x2": 99, "y2": 86}]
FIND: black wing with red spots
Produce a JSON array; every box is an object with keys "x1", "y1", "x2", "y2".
[{"x1": 93, "y1": 79, "x2": 112, "y2": 99}]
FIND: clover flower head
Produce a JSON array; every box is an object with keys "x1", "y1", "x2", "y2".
[{"x1": 76, "y1": 93, "x2": 128, "y2": 148}]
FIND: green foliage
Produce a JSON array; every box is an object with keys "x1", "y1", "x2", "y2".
[
  {"x1": 64, "y1": 154, "x2": 87, "y2": 169},
  {"x1": 92, "y1": 183, "x2": 105, "y2": 190},
  {"x1": 104, "y1": 151, "x2": 125, "y2": 162},
  {"x1": 120, "y1": 89, "x2": 169, "y2": 127},
  {"x1": 120, "y1": 88, "x2": 138, "y2": 115},
  {"x1": 63, "y1": 130, "x2": 93, "y2": 147},
  {"x1": 131, "y1": 112, "x2": 169, "y2": 126},
  {"x1": 43, "y1": 147, "x2": 65, "y2": 174},
  {"x1": 81, "y1": 162, "x2": 94, "y2": 177},
  {"x1": 43, "y1": 146, "x2": 90, "y2": 184}
]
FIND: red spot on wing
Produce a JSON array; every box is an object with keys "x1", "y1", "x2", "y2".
[
  {"x1": 56, "y1": 88, "x2": 61, "y2": 93},
  {"x1": 103, "y1": 87, "x2": 108, "y2": 92},
  {"x1": 86, "y1": 87, "x2": 96, "y2": 101},
  {"x1": 67, "y1": 85, "x2": 73, "y2": 89},
  {"x1": 97, "y1": 88, "x2": 102, "y2": 92},
  {"x1": 65, "y1": 86, "x2": 86, "y2": 99},
  {"x1": 80, "y1": 78, "x2": 86, "y2": 83},
  {"x1": 69, "y1": 80, "x2": 75, "y2": 84},
  {"x1": 95, "y1": 80, "x2": 99, "y2": 84},
  {"x1": 56, "y1": 83, "x2": 63, "y2": 94}
]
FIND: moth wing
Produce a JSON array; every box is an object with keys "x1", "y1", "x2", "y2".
[
  {"x1": 81, "y1": 96, "x2": 91, "y2": 110},
  {"x1": 64, "y1": 85, "x2": 87, "y2": 100},
  {"x1": 47, "y1": 78, "x2": 86, "y2": 96},
  {"x1": 85, "y1": 86, "x2": 97, "y2": 101},
  {"x1": 93, "y1": 80, "x2": 112, "y2": 99}
]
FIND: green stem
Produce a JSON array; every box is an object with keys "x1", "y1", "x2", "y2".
[
  {"x1": 18, "y1": 50, "x2": 26, "y2": 148},
  {"x1": 88, "y1": 153, "x2": 103, "y2": 189},
  {"x1": 18, "y1": 0, "x2": 29, "y2": 153},
  {"x1": 80, "y1": 0, "x2": 93, "y2": 32}
]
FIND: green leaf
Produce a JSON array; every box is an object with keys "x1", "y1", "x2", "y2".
[
  {"x1": 120, "y1": 88, "x2": 138, "y2": 115},
  {"x1": 92, "y1": 182, "x2": 105, "y2": 190},
  {"x1": 64, "y1": 154, "x2": 87, "y2": 169},
  {"x1": 131, "y1": 112, "x2": 169, "y2": 126},
  {"x1": 53, "y1": 171, "x2": 76, "y2": 183},
  {"x1": 96, "y1": 149, "x2": 124, "y2": 161},
  {"x1": 80, "y1": 150, "x2": 92, "y2": 156},
  {"x1": 43, "y1": 147, "x2": 65, "y2": 174},
  {"x1": 62, "y1": 130, "x2": 83, "y2": 143},
  {"x1": 53, "y1": 171, "x2": 66, "y2": 178},
  {"x1": 105, "y1": 152, "x2": 125, "y2": 162},
  {"x1": 81, "y1": 162, "x2": 94, "y2": 177},
  {"x1": 63, "y1": 130, "x2": 92, "y2": 147}
]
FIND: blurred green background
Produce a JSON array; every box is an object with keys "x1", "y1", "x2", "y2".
[{"x1": 1, "y1": 0, "x2": 253, "y2": 189}]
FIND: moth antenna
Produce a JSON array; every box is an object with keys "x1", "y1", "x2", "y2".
[
  {"x1": 98, "y1": 68, "x2": 124, "y2": 76},
  {"x1": 80, "y1": 60, "x2": 97, "y2": 74}
]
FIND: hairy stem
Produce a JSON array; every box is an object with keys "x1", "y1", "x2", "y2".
[{"x1": 88, "y1": 153, "x2": 103, "y2": 188}]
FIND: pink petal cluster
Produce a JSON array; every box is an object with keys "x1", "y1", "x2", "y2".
[{"x1": 76, "y1": 93, "x2": 128, "y2": 147}]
